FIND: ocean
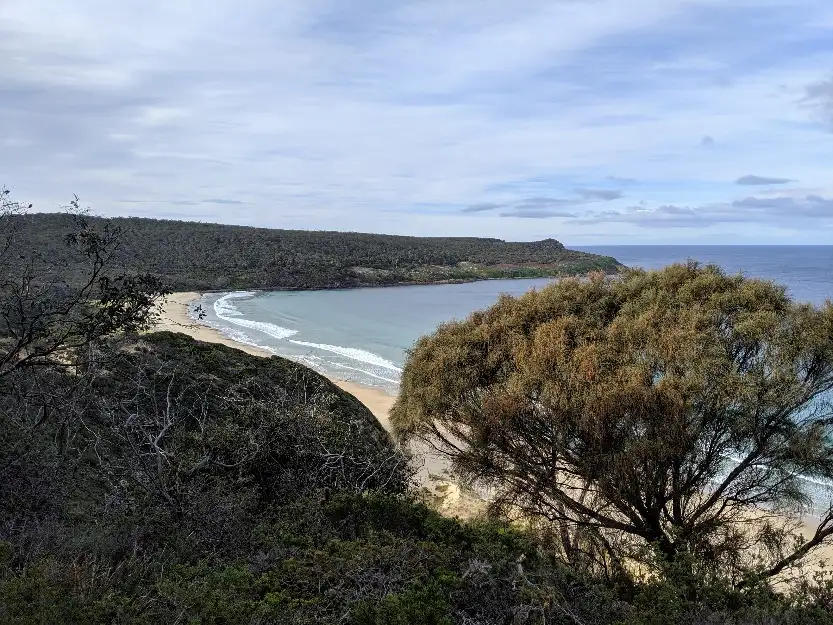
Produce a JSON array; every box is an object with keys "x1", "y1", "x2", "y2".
[{"x1": 191, "y1": 246, "x2": 833, "y2": 396}]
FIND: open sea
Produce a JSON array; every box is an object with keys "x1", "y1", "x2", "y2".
[{"x1": 191, "y1": 246, "x2": 833, "y2": 396}]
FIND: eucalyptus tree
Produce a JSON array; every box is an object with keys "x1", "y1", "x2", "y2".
[{"x1": 0, "y1": 189, "x2": 167, "y2": 515}]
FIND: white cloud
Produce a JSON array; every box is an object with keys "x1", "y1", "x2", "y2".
[
  {"x1": 573, "y1": 194, "x2": 833, "y2": 228},
  {"x1": 1, "y1": 0, "x2": 833, "y2": 243}
]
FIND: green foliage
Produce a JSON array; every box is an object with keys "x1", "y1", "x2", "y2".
[
  {"x1": 2, "y1": 198, "x2": 832, "y2": 623},
  {"x1": 392, "y1": 262, "x2": 833, "y2": 582},
  {"x1": 8, "y1": 213, "x2": 621, "y2": 290},
  {"x1": 92, "y1": 331, "x2": 409, "y2": 509},
  {"x1": 3, "y1": 492, "x2": 833, "y2": 624},
  {"x1": 349, "y1": 574, "x2": 457, "y2": 625}
]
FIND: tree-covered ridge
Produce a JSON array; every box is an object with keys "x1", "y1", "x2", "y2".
[{"x1": 12, "y1": 213, "x2": 621, "y2": 291}]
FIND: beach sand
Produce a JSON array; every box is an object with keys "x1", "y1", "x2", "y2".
[{"x1": 152, "y1": 292, "x2": 484, "y2": 517}]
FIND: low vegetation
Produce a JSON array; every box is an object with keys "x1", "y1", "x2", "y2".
[
  {"x1": 2, "y1": 192, "x2": 833, "y2": 623},
  {"x1": 7, "y1": 206, "x2": 621, "y2": 291}
]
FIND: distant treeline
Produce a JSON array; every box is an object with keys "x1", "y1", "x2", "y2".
[{"x1": 12, "y1": 213, "x2": 622, "y2": 291}]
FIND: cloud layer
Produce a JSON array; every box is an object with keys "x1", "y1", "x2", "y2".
[
  {"x1": 1, "y1": 1, "x2": 833, "y2": 243},
  {"x1": 574, "y1": 194, "x2": 833, "y2": 228},
  {"x1": 735, "y1": 175, "x2": 792, "y2": 185}
]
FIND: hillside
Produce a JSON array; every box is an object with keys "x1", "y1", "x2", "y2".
[
  {"x1": 4, "y1": 332, "x2": 831, "y2": 624},
  {"x1": 3, "y1": 204, "x2": 832, "y2": 623},
  {"x1": 12, "y1": 213, "x2": 621, "y2": 291}
]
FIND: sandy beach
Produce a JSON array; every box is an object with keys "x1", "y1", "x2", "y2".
[{"x1": 153, "y1": 292, "x2": 398, "y2": 429}]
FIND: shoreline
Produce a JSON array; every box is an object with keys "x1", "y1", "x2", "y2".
[
  {"x1": 150, "y1": 266, "x2": 620, "y2": 301},
  {"x1": 152, "y1": 292, "x2": 832, "y2": 571},
  {"x1": 151, "y1": 292, "x2": 398, "y2": 429},
  {"x1": 152, "y1": 292, "x2": 480, "y2": 515}
]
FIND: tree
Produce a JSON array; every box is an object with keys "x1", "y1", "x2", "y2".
[
  {"x1": 1, "y1": 191, "x2": 167, "y2": 381},
  {"x1": 0, "y1": 189, "x2": 168, "y2": 520},
  {"x1": 390, "y1": 263, "x2": 833, "y2": 583}
]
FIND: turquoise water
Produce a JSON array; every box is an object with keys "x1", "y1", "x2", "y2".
[
  {"x1": 193, "y1": 278, "x2": 555, "y2": 394},
  {"x1": 191, "y1": 245, "x2": 833, "y2": 512},
  {"x1": 192, "y1": 246, "x2": 833, "y2": 395}
]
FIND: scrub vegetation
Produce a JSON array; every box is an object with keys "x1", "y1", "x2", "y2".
[
  {"x1": 2, "y1": 191, "x2": 833, "y2": 623},
  {"x1": 7, "y1": 209, "x2": 621, "y2": 291}
]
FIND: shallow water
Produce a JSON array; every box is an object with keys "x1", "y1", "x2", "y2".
[{"x1": 191, "y1": 245, "x2": 833, "y2": 512}]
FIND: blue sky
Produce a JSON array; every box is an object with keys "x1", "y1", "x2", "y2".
[{"x1": 1, "y1": 1, "x2": 833, "y2": 244}]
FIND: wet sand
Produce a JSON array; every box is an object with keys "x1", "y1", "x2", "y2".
[{"x1": 152, "y1": 292, "x2": 398, "y2": 429}]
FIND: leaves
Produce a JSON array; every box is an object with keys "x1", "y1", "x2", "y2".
[
  {"x1": 392, "y1": 262, "x2": 833, "y2": 581},
  {"x1": 4, "y1": 212, "x2": 622, "y2": 291}
]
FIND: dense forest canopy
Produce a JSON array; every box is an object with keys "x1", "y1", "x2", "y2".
[{"x1": 9, "y1": 212, "x2": 621, "y2": 291}]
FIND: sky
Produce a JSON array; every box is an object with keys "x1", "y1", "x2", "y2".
[{"x1": 2, "y1": 1, "x2": 833, "y2": 244}]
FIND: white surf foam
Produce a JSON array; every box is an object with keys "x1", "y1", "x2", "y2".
[
  {"x1": 333, "y1": 362, "x2": 400, "y2": 384},
  {"x1": 213, "y1": 292, "x2": 298, "y2": 341},
  {"x1": 288, "y1": 339, "x2": 403, "y2": 372},
  {"x1": 219, "y1": 327, "x2": 278, "y2": 354}
]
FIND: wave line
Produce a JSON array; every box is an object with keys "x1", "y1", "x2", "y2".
[{"x1": 213, "y1": 291, "x2": 298, "y2": 340}]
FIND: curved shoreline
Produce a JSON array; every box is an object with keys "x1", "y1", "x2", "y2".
[
  {"x1": 153, "y1": 291, "x2": 832, "y2": 569},
  {"x1": 152, "y1": 291, "x2": 397, "y2": 430},
  {"x1": 151, "y1": 291, "x2": 481, "y2": 516}
]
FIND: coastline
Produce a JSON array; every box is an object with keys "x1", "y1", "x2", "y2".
[
  {"x1": 152, "y1": 292, "x2": 397, "y2": 429},
  {"x1": 152, "y1": 291, "x2": 481, "y2": 516},
  {"x1": 151, "y1": 292, "x2": 832, "y2": 572}
]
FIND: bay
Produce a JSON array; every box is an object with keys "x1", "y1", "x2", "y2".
[{"x1": 193, "y1": 246, "x2": 833, "y2": 395}]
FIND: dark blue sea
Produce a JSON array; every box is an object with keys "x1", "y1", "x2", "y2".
[
  {"x1": 193, "y1": 246, "x2": 833, "y2": 394},
  {"x1": 580, "y1": 246, "x2": 833, "y2": 307}
]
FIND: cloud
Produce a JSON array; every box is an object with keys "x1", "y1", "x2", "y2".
[
  {"x1": 514, "y1": 197, "x2": 583, "y2": 209},
  {"x1": 804, "y1": 77, "x2": 833, "y2": 123},
  {"x1": 500, "y1": 209, "x2": 578, "y2": 219},
  {"x1": 462, "y1": 197, "x2": 581, "y2": 216},
  {"x1": 478, "y1": 192, "x2": 620, "y2": 218},
  {"x1": 700, "y1": 135, "x2": 715, "y2": 147},
  {"x1": 575, "y1": 188, "x2": 623, "y2": 201},
  {"x1": 1, "y1": 1, "x2": 833, "y2": 243},
  {"x1": 462, "y1": 202, "x2": 504, "y2": 212},
  {"x1": 572, "y1": 194, "x2": 833, "y2": 228},
  {"x1": 485, "y1": 195, "x2": 596, "y2": 218},
  {"x1": 202, "y1": 198, "x2": 246, "y2": 205},
  {"x1": 732, "y1": 194, "x2": 833, "y2": 216},
  {"x1": 735, "y1": 175, "x2": 793, "y2": 186},
  {"x1": 806, "y1": 78, "x2": 833, "y2": 99}
]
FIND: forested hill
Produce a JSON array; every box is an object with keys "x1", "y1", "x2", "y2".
[{"x1": 14, "y1": 213, "x2": 622, "y2": 291}]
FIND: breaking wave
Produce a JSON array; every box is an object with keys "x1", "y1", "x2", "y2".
[
  {"x1": 288, "y1": 339, "x2": 403, "y2": 373},
  {"x1": 195, "y1": 291, "x2": 404, "y2": 394},
  {"x1": 212, "y1": 291, "x2": 298, "y2": 340}
]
